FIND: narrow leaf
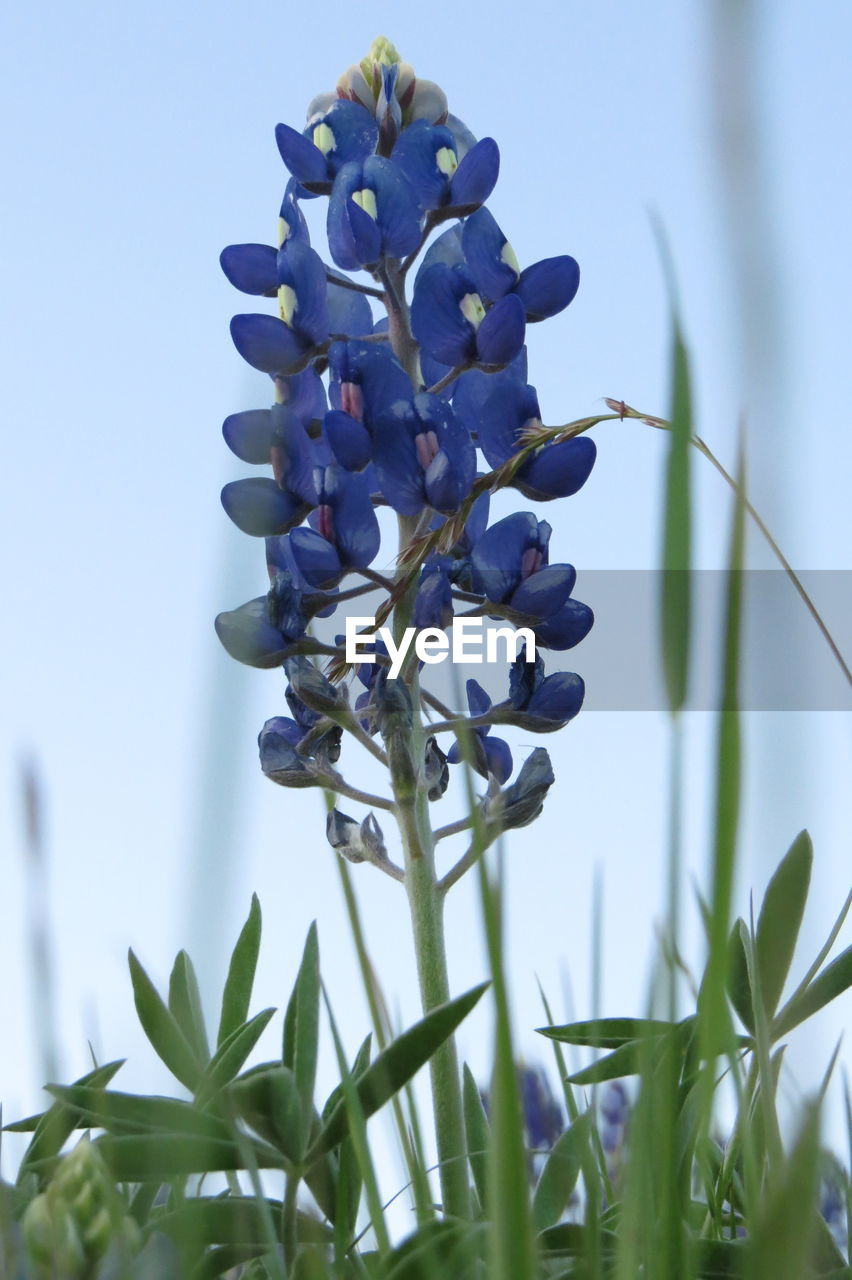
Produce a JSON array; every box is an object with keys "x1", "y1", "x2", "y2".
[
  {"x1": 195, "y1": 1007, "x2": 276, "y2": 1105},
  {"x1": 92, "y1": 1132, "x2": 285, "y2": 1181},
  {"x1": 537, "y1": 1017, "x2": 675, "y2": 1050},
  {"x1": 755, "y1": 830, "x2": 813, "y2": 1017},
  {"x1": 229, "y1": 1063, "x2": 305, "y2": 1163},
  {"x1": 218, "y1": 894, "x2": 262, "y2": 1048},
  {"x1": 169, "y1": 950, "x2": 211, "y2": 1064},
  {"x1": 772, "y1": 944, "x2": 852, "y2": 1039},
  {"x1": 44, "y1": 1086, "x2": 232, "y2": 1142},
  {"x1": 463, "y1": 1062, "x2": 490, "y2": 1211},
  {"x1": 533, "y1": 1111, "x2": 591, "y2": 1230},
  {"x1": 128, "y1": 949, "x2": 202, "y2": 1091},
  {"x1": 726, "y1": 917, "x2": 754, "y2": 1032},
  {"x1": 282, "y1": 922, "x2": 321, "y2": 1143},
  {"x1": 307, "y1": 981, "x2": 489, "y2": 1161},
  {"x1": 16, "y1": 1060, "x2": 124, "y2": 1180}
]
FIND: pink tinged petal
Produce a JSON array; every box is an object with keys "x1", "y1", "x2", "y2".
[
  {"x1": 317, "y1": 504, "x2": 335, "y2": 542},
  {"x1": 415, "y1": 429, "x2": 440, "y2": 470},
  {"x1": 340, "y1": 381, "x2": 364, "y2": 420}
]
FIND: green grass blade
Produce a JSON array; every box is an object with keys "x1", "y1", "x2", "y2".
[{"x1": 660, "y1": 313, "x2": 693, "y2": 713}]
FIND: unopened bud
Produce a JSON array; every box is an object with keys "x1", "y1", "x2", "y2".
[
  {"x1": 285, "y1": 655, "x2": 343, "y2": 718},
  {"x1": 424, "y1": 737, "x2": 449, "y2": 801},
  {"x1": 486, "y1": 747, "x2": 554, "y2": 831}
]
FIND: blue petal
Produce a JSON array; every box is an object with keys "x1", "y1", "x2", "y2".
[
  {"x1": 276, "y1": 241, "x2": 329, "y2": 345},
  {"x1": 275, "y1": 122, "x2": 329, "y2": 186},
  {"x1": 315, "y1": 100, "x2": 379, "y2": 173},
  {"x1": 220, "y1": 244, "x2": 278, "y2": 296},
  {"x1": 534, "y1": 599, "x2": 595, "y2": 650},
  {"x1": 269, "y1": 404, "x2": 318, "y2": 504},
  {"x1": 222, "y1": 409, "x2": 273, "y2": 463},
  {"x1": 415, "y1": 223, "x2": 465, "y2": 286},
  {"x1": 279, "y1": 367, "x2": 328, "y2": 424},
  {"x1": 517, "y1": 438, "x2": 597, "y2": 500},
  {"x1": 391, "y1": 119, "x2": 456, "y2": 210},
  {"x1": 516, "y1": 256, "x2": 580, "y2": 321},
  {"x1": 462, "y1": 377, "x2": 538, "y2": 468},
  {"x1": 326, "y1": 279, "x2": 374, "y2": 337},
  {"x1": 476, "y1": 293, "x2": 526, "y2": 367},
  {"x1": 364, "y1": 155, "x2": 423, "y2": 256},
  {"x1": 414, "y1": 567, "x2": 452, "y2": 628},
  {"x1": 215, "y1": 599, "x2": 286, "y2": 668},
  {"x1": 509, "y1": 652, "x2": 545, "y2": 708},
  {"x1": 462, "y1": 207, "x2": 517, "y2": 300},
  {"x1": 324, "y1": 409, "x2": 373, "y2": 470},
  {"x1": 526, "y1": 671, "x2": 585, "y2": 722},
  {"x1": 470, "y1": 511, "x2": 539, "y2": 602},
  {"x1": 258, "y1": 725, "x2": 310, "y2": 778},
  {"x1": 289, "y1": 525, "x2": 344, "y2": 587},
  {"x1": 449, "y1": 136, "x2": 499, "y2": 209},
  {"x1": 319, "y1": 468, "x2": 381, "y2": 568},
  {"x1": 411, "y1": 263, "x2": 477, "y2": 366},
  {"x1": 372, "y1": 402, "x2": 425, "y2": 516},
  {"x1": 466, "y1": 678, "x2": 492, "y2": 718},
  {"x1": 278, "y1": 186, "x2": 311, "y2": 245},
  {"x1": 230, "y1": 314, "x2": 312, "y2": 375},
  {"x1": 509, "y1": 564, "x2": 577, "y2": 620},
  {"x1": 221, "y1": 477, "x2": 308, "y2": 536},
  {"x1": 327, "y1": 163, "x2": 379, "y2": 270},
  {"x1": 483, "y1": 734, "x2": 513, "y2": 784}
]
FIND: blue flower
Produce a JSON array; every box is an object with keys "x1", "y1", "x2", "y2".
[
  {"x1": 372, "y1": 392, "x2": 475, "y2": 516},
  {"x1": 447, "y1": 679, "x2": 513, "y2": 783},
  {"x1": 454, "y1": 375, "x2": 597, "y2": 501},
  {"x1": 275, "y1": 99, "x2": 379, "y2": 196},
  {"x1": 327, "y1": 157, "x2": 422, "y2": 270},
  {"x1": 307, "y1": 464, "x2": 381, "y2": 570},
  {"x1": 411, "y1": 262, "x2": 525, "y2": 369},
  {"x1": 414, "y1": 559, "x2": 453, "y2": 628},
  {"x1": 462, "y1": 207, "x2": 580, "y2": 321},
  {"x1": 391, "y1": 120, "x2": 499, "y2": 213},
  {"x1": 507, "y1": 654, "x2": 585, "y2": 729},
  {"x1": 325, "y1": 340, "x2": 412, "y2": 470},
  {"x1": 469, "y1": 512, "x2": 594, "y2": 650},
  {"x1": 215, "y1": 570, "x2": 323, "y2": 668}
]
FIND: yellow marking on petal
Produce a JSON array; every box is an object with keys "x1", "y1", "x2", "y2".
[
  {"x1": 277, "y1": 216, "x2": 290, "y2": 249},
  {"x1": 352, "y1": 188, "x2": 378, "y2": 220},
  {"x1": 501, "y1": 240, "x2": 521, "y2": 277},
  {"x1": 460, "y1": 292, "x2": 486, "y2": 329},
  {"x1": 312, "y1": 122, "x2": 336, "y2": 155},
  {"x1": 278, "y1": 284, "x2": 298, "y2": 327},
  {"x1": 436, "y1": 146, "x2": 458, "y2": 176}
]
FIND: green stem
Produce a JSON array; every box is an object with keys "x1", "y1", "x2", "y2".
[{"x1": 378, "y1": 262, "x2": 471, "y2": 1220}]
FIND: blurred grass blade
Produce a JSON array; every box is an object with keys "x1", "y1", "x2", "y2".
[
  {"x1": 128, "y1": 949, "x2": 202, "y2": 1091},
  {"x1": 698, "y1": 434, "x2": 747, "y2": 1080},
  {"x1": 217, "y1": 893, "x2": 262, "y2": 1048},
  {"x1": 726, "y1": 917, "x2": 755, "y2": 1033},
  {"x1": 660, "y1": 309, "x2": 693, "y2": 713},
  {"x1": 282, "y1": 922, "x2": 321, "y2": 1130},
  {"x1": 44, "y1": 1086, "x2": 232, "y2": 1142},
  {"x1": 755, "y1": 830, "x2": 813, "y2": 1018},
  {"x1": 169, "y1": 949, "x2": 211, "y2": 1064},
  {"x1": 307, "y1": 981, "x2": 489, "y2": 1162},
  {"x1": 744, "y1": 1100, "x2": 821, "y2": 1280},
  {"x1": 90, "y1": 1132, "x2": 285, "y2": 1181}
]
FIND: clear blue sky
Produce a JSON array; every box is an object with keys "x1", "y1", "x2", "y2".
[{"x1": 2, "y1": 0, "x2": 850, "y2": 1194}]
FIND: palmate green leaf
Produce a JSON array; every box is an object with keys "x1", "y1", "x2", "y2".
[
  {"x1": 43, "y1": 1085, "x2": 232, "y2": 1142},
  {"x1": 462, "y1": 1061, "x2": 490, "y2": 1211},
  {"x1": 195, "y1": 1007, "x2": 277, "y2": 1105},
  {"x1": 307, "y1": 981, "x2": 489, "y2": 1163},
  {"x1": 537, "y1": 1017, "x2": 676, "y2": 1049},
  {"x1": 661, "y1": 315, "x2": 693, "y2": 713},
  {"x1": 128, "y1": 949, "x2": 202, "y2": 1091},
  {"x1": 218, "y1": 893, "x2": 262, "y2": 1048},
  {"x1": 773, "y1": 943, "x2": 852, "y2": 1039},
  {"x1": 229, "y1": 1062, "x2": 305, "y2": 1162},
  {"x1": 13, "y1": 1059, "x2": 124, "y2": 1179},
  {"x1": 169, "y1": 949, "x2": 211, "y2": 1064},
  {"x1": 282, "y1": 922, "x2": 321, "y2": 1133},
  {"x1": 755, "y1": 830, "x2": 813, "y2": 1018},
  {"x1": 532, "y1": 1110, "x2": 592, "y2": 1230}
]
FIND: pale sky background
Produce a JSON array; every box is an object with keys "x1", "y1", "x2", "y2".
[{"x1": 2, "y1": 0, "x2": 851, "y2": 1211}]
